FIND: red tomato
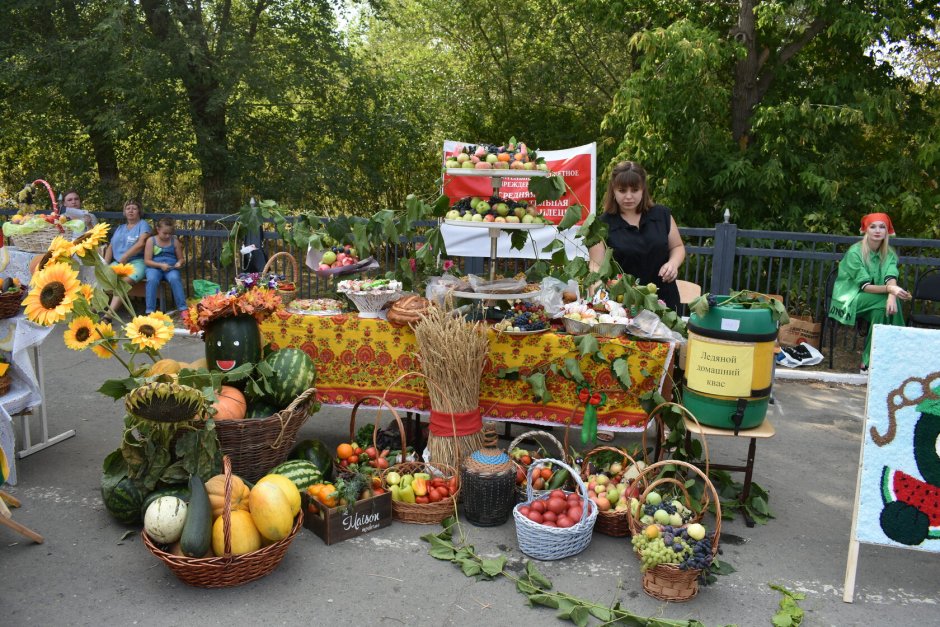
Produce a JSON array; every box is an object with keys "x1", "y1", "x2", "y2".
[
  {"x1": 373, "y1": 487, "x2": 386, "y2": 496},
  {"x1": 516, "y1": 467, "x2": 526, "y2": 484},
  {"x1": 542, "y1": 521, "x2": 557, "y2": 527},
  {"x1": 540, "y1": 467, "x2": 553, "y2": 481},
  {"x1": 428, "y1": 490, "x2": 442, "y2": 503},
  {"x1": 365, "y1": 446, "x2": 378, "y2": 460},
  {"x1": 375, "y1": 457, "x2": 389, "y2": 470},
  {"x1": 520, "y1": 454, "x2": 532, "y2": 465},
  {"x1": 542, "y1": 511, "x2": 557, "y2": 523},
  {"x1": 346, "y1": 454, "x2": 359, "y2": 464},
  {"x1": 547, "y1": 498, "x2": 568, "y2": 515},
  {"x1": 448, "y1": 477, "x2": 458, "y2": 493},
  {"x1": 436, "y1": 487, "x2": 451, "y2": 501},
  {"x1": 518, "y1": 506, "x2": 531, "y2": 517},
  {"x1": 530, "y1": 500, "x2": 546, "y2": 513},
  {"x1": 556, "y1": 515, "x2": 574, "y2": 528},
  {"x1": 567, "y1": 506, "x2": 583, "y2": 521},
  {"x1": 527, "y1": 511, "x2": 544, "y2": 524},
  {"x1": 550, "y1": 489, "x2": 566, "y2": 500},
  {"x1": 567, "y1": 493, "x2": 581, "y2": 505},
  {"x1": 431, "y1": 478, "x2": 445, "y2": 488},
  {"x1": 415, "y1": 496, "x2": 429, "y2": 504},
  {"x1": 532, "y1": 477, "x2": 545, "y2": 490}
]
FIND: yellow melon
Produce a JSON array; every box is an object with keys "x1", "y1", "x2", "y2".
[
  {"x1": 256, "y1": 474, "x2": 301, "y2": 517},
  {"x1": 248, "y1": 482, "x2": 294, "y2": 542},
  {"x1": 148, "y1": 358, "x2": 183, "y2": 376},
  {"x1": 212, "y1": 510, "x2": 262, "y2": 556},
  {"x1": 188, "y1": 357, "x2": 208, "y2": 370}
]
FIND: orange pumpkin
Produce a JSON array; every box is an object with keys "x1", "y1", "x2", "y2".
[
  {"x1": 29, "y1": 253, "x2": 52, "y2": 274},
  {"x1": 205, "y1": 473, "x2": 251, "y2": 520},
  {"x1": 212, "y1": 386, "x2": 247, "y2": 420}
]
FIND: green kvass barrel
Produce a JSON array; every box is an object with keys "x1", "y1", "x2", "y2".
[{"x1": 683, "y1": 297, "x2": 777, "y2": 431}]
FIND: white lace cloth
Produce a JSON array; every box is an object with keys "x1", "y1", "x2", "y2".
[{"x1": 1, "y1": 246, "x2": 96, "y2": 285}]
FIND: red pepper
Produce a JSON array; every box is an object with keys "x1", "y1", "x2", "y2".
[
  {"x1": 589, "y1": 392, "x2": 602, "y2": 406},
  {"x1": 578, "y1": 388, "x2": 590, "y2": 403}
]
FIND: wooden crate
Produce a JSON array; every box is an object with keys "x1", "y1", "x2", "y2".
[{"x1": 302, "y1": 491, "x2": 392, "y2": 545}]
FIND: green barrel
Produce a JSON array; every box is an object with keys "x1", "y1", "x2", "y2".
[{"x1": 683, "y1": 297, "x2": 777, "y2": 431}]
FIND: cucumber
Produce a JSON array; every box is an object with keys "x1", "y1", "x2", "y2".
[
  {"x1": 179, "y1": 475, "x2": 212, "y2": 557},
  {"x1": 547, "y1": 468, "x2": 570, "y2": 491}
]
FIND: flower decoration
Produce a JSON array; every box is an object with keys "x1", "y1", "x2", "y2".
[
  {"x1": 48, "y1": 236, "x2": 75, "y2": 261},
  {"x1": 23, "y1": 262, "x2": 81, "y2": 325},
  {"x1": 64, "y1": 316, "x2": 97, "y2": 350},
  {"x1": 125, "y1": 314, "x2": 173, "y2": 351},
  {"x1": 184, "y1": 285, "x2": 281, "y2": 334},
  {"x1": 70, "y1": 223, "x2": 109, "y2": 258},
  {"x1": 111, "y1": 263, "x2": 136, "y2": 279},
  {"x1": 89, "y1": 321, "x2": 117, "y2": 359}
]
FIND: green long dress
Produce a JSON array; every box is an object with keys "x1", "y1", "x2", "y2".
[{"x1": 828, "y1": 242, "x2": 905, "y2": 367}]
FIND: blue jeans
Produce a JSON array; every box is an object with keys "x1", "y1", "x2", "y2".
[{"x1": 145, "y1": 267, "x2": 188, "y2": 313}]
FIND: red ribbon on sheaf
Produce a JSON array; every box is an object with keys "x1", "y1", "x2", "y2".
[{"x1": 429, "y1": 408, "x2": 483, "y2": 436}]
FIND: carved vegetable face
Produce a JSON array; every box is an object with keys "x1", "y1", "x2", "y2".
[{"x1": 204, "y1": 315, "x2": 261, "y2": 372}]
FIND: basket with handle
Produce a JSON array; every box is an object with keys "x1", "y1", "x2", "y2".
[
  {"x1": 214, "y1": 387, "x2": 318, "y2": 483},
  {"x1": 627, "y1": 459, "x2": 721, "y2": 602},
  {"x1": 9, "y1": 179, "x2": 72, "y2": 253},
  {"x1": 141, "y1": 455, "x2": 303, "y2": 588},
  {"x1": 376, "y1": 373, "x2": 462, "y2": 524},
  {"x1": 261, "y1": 251, "x2": 299, "y2": 306},
  {"x1": 512, "y1": 457, "x2": 598, "y2": 560},
  {"x1": 578, "y1": 445, "x2": 647, "y2": 537},
  {"x1": 0, "y1": 371, "x2": 11, "y2": 397},
  {"x1": 508, "y1": 428, "x2": 570, "y2": 502},
  {"x1": 0, "y1": 286, "x2": 26, "y2": 320}
]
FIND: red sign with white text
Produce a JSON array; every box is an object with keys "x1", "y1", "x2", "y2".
[{"x1": 441, "y1": 142, "x2": 595, "y2": 225}]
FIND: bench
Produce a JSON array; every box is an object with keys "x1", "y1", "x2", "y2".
[{"x1": 128, "y1": 279, "x2": 171, "y2": 312}]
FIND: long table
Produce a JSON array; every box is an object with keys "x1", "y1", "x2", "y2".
[{"x1": 260, "y1": 311, "x2": 675, "y2": 432}]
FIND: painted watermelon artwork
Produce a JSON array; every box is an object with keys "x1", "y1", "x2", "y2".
[{"x1": 880, "y1": 466, "x2": 940, "y2": 542}]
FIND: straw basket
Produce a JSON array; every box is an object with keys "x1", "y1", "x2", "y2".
[
  {"x1": 579, "y1": 446, "x2": 646, "y2": 537},
  {"x1": 513, "y1": 458, "x2": 597, "y2": 560},
  {"x1": 0, "y1": 287, "x2": 26, "y2": 319},
  {"x1": 627, "y1": 459, "x2": 721, "y2": 602},
  {"x1": 142, "y1": 455, "x2": 302, "y2": 588},
  {"x1": 508, "y1": 429, "x2": 570, "y2": 502},
  {"x1": 214, "y1": 387, "x2": 317, "y2": 483},
  {"x1": 359, "y1": 394, "x2": 461, "y2": 525},
  {"x1": 261, "y1": 252, "x2": 299, "y2": 306},
  {"x1": 12, "y1": 227, "x2": 66, "y2": 254}
]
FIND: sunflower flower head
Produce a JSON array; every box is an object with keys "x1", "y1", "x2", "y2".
[
  {"x1": 125, "y1": 314, "x2": 173, "y2": 351},
  {"x1": 23, "y1": 262, "x2": 81, "y2": 326},
  {"x1": 90, "y1": 321, "x2": 118, "y2": 359},
  {"x1": 112, "y1": 263, "x2": 136, "y2": 279},
  {"x1": 63, "y1": 316, "x2": 97, "y2": 350},
  {"x1": 48, "y1": 236, "x2": 75, "y2": 261},
  {"x1": 71, "y1": 223, "x2": 109, "y2": 258},
  {"x1": 149, "y1": 311, "x2": 174, "y2": 328}
]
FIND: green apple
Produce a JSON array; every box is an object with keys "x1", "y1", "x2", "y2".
[
  {"x1": 385, "y1": 471, "x2": 401, "y2": 486},
  {"x1": 513, "y1": 206, "x2": 526, "y2": 219},
  {"x1": 456, "y1": 153, "x2": 470, "y2": 163},
  {"x1": 321, "y1": 250, "x2": 337, "y2": 265},
  {"x1": 471, "y1": 213, "x2": 484, "y2": 222},
  {"x1": 461, "y1": 161, "x2": 475, "y2": 169},
  {"x1": 446, "y1": 159, "x2": 459, "y2": 169},
  {"x1": 494, "y1": 202, "x2": 510, "y2": 217},
  {"x1": 461, "y1": 213, "x2": 474, "y2": 221},
  {"x1": 687, "y1": 523, "x2": 706, "y2": 541},
  {"x1": 485, "y1": 153, "x2": 499, "y2": 164},
  {"x1": 645, "y1": 491, "x2": 662, "y2": 506},
  {"x1": 476, "y1": 202, "x2": 491, "y2": 215},
  {"x1": 494, "y1": 216, "x2": 507, "y2": 223},
  {"x1": 445, "y1": 210, "x2": 460, "y2": 220},
  {"x1": 522, "y1": 214, "x2": 536, "y2": 224},
  {"x1": 536, "y1": 163, "x2": 549, "y2": 171},
  {"x1": 606, "y1": 487, "x2": 620, "y2": 506},
  {"x1": 668, "y1": 513, "x2": 683, "y2": 527},
  {"x1": 505, "y1": 216, "x2": 521, "y2": 223},
  {"x1": 647, "y1": 282, "x2": 659, "y2": 294},
  {"x1": 522, "y1": 162, "x2": 536, "y2": 170},
  {"x1": 653, "y1": 509, "x2": 671, "y2": 525}
]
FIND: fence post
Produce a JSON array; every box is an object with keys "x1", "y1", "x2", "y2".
[{"x1": 711, "y1": 218, "x2": 738, "y2": 295}]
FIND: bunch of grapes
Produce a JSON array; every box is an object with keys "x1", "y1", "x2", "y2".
[
  {"x1": 632, "y1": 525, "x2": 694, "y2": 572},
  {"x1": 678, "y1": 532, "x2": 715, "y2": 572},
  {"x1": 452, "y1": 197, "x2": 475, "y2": 214}
]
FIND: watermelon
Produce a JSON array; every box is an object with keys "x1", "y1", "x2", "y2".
[
  {"x1": 205, "y1": 314, "x2": 261, "y2": 374},
  {"x1": 247, "y1": 400, "x2": 280, "y2": 419},
  {"x1": 883, "y1": 466, "x2": 940, "y2": 530},
  {"x1": 271, "y1": 459, "x2": 323, "y2": 491},
  {"x1": 291, "y1": 439, "x2": 333, "y2": 481},
  {"x1": 141, "y1": 484, "x2": 191, "y2": 520},
  {"x1": 101, "y1": 475, "x2": 145, "y2": 524},
  {"x1": 263, "y1": 348, "x2": 316, "y2": 407}
]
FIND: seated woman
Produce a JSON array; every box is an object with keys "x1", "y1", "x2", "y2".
[
  {"x1": 103, "y1": 199, "x2": 152, "y2": 321},
  {"x1": 828, "y1": 212, "x2": 911, "y2": 373}
]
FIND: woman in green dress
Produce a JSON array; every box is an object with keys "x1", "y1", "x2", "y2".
[{"x1": 828, "y1": 212, "x2": 911, "y2": 372}]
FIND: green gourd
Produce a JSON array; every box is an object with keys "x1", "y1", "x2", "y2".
[{"x1": 179, "y1": 474, "x2": 212, "y2": 557}]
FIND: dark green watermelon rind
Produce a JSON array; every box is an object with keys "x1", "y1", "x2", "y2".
[{"x1": 881, "y1": 466, "x2": 940, "y2": 539}]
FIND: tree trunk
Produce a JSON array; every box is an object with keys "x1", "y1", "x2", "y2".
[{"x1": 731, "y1": 0, "x2": 761, "y2": 147}]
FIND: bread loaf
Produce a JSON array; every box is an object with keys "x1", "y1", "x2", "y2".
[{"x1": 387, "y1": 295, "x2": 431, "y2": 327}]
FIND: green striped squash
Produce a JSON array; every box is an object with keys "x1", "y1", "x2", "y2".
[{"x1": 271, "y1": 459, "x2": 323, "y2": 491}]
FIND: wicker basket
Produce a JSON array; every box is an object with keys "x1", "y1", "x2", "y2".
[
  {"x1": 0, "y1": 287, "x2": 26, "y2": 319},
  {"x1": 262, "y1": 252, "x2": 299, "y2": 306},
  {"x1": 460, "y1": 427, "x2": 516, "y2": 527},
  {"x1": 214, "y1": 387, "x2": 317, "y2": 483},
  {"x1": 513, "y1": 458, "x2": 598, "y2": 560},
  {"x1": 579, "y1": 446, "x2": 646, "y2": 537},
  {"x1": 342, "y1": 394, "x2": 408, "y2": 476},
  {"x1": 627, "y1": 459, "x2": 721, "y2": 602},
  {"x1": 11, "y1": 227, "x2": 65, "y2": 254},
  {"x1": 0, "y1": 372, "x2": 11, "y2": 397},
  {"x1": 141, "y1": 455, "x2": 302, "y2": 588},
  {"x1": 508, "y1": 429, "x2": 570, "y2": 502}
]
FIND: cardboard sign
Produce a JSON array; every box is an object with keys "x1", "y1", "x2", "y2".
[
  {"x1": 302, "y1": 491, "x2": 392, "y2": 545},
  {"x1": 684, "y1": 333, "x2": 755, "y2": 397}
]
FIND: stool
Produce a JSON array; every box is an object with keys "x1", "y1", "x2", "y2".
[
  {"x1": 128, "y1": 280, "x2": 169, "y2": 312},
  {"x1": 682, "y1": 416, "x2": 775, "y2": 527}
]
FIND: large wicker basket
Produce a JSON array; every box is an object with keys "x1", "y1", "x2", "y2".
[
  {"x1": 0, "y1": 287, "x2": 26, "y2": 319},
  {"x1": 11, "y1": 227, "x2": 66, "y2": 254},
  {"x1": 215, "y1": 387, "x2": 317, "y2": 483},
  {"x1": 508, "y1": 429, "x2": 570, "y2": 502},
  {"x1": 627, "y1": 459, "x2": 721, "y2": 602},
  {"x1": 142, "y1": 455, "x2": 302, "y2": 588},
  {"x1": 579, "y1": 445, "x2": 646, "y2": 537},
  {"x1": 513, "y1": 458, "x2": 597, "y2": 560}
]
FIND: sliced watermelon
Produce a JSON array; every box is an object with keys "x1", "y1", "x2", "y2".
[{"x1": 881, "y1": 466, "x2": 940, "y2": 539}]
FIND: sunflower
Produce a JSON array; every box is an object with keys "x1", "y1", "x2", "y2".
[
  {"x1": 71, "y1": 223, "x2": 109, "y2": 257},
  {"x1": 63, "y1": 316, "x2": 96, "y2": 350},
  {"x1": 90, "y1": 321, "x2": 118, "y2": 359},
  {"x1": 48, "y1": 236, "x2": 75, "y2": 261},
  {"x1": 149, "y1": 311, "x2": 174, "y2": 328},
  {"x1": 125, "y1": 314, "x2": 173, "y2": 351},
  {"x1": 23, "y1": 262, "x2": 81, "y2": 325},
  {"x1": 111, "y1": 263, "x2": 136, "y2": 279},
  {"x1": 79, "y1": 283, "x2": 95, "y2": 303}
]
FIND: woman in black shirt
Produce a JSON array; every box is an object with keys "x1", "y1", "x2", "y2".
[{"x1": 588, "y1": 161, "x2": 686, "y2": 310}]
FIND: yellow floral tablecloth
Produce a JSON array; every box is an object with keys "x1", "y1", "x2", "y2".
[{"x1": 261, "y1": 312, "x2": 675, "y2": 432}]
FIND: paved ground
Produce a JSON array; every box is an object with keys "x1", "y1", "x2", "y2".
[{"x1": 2, "y1": 328, "x2": 939, "y2": 626}]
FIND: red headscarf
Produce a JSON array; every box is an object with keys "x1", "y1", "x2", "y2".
[{"x1": 860, "y1": 212, "x2": 895, "y2": 236}]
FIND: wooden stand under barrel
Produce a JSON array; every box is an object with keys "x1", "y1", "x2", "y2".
[{"x1": 0, "y1": 447, "x2": 43, "y2": 544}]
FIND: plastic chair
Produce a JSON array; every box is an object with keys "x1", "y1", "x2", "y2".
[{"x1": 907, "y1": 268, "x2": 940, "y2": 329}]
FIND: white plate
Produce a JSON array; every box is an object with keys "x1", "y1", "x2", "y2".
[
  {"x1": 286, "y1": 309, "x2": 345, "y2": 316},
  {"x1": 492, "y1": 326, "x2": 551, "y2": 335},
  {"x1": 443, "y1": 219, "x2": 547, "y2": 231}
]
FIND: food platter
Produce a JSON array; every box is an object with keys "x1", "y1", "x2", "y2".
[
  {"x1": 450, "y1": 289, "x2": 541, "y2": 300},
  {"x1": 443, "y1": 169, "x2": 551, "y2": 179},
  {"x1": 443, "y1": 219, "x2": 547, "y2": 231},
  {"x1": 286, "y1": 299, "x2": 346, "y2": 316}
]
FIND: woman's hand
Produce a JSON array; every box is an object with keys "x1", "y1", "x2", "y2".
[
  {"x1": 658, "y1": 262, "x2": 678, "y2": 283},
  {"x1": 888, "y1": 284, "x2": 911, "y2": 300},
  {"x1": 886, "y1": 294, "x2": 898, "y2": 315}
]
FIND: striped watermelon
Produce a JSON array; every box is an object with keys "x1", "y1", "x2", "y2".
[
  {"x1": 271, "y1": 459, "x2": 323, "y2": 491},
  {"x1": 101, "y1": 476, "x2": 144, "y2": 524},
  {"x1": 263, "y1": 348, "x2": 316, "y2": 408}
]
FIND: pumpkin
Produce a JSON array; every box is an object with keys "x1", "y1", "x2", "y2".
[
  {"x1": 188, "y1": 357, "x2": 208, "y2": 370},
  {"x1": 28, "y1": 252, "x2": 53, "y2": 275},
  {"x1": 212, "y1": 509, "x2": 262, "y2": 556},
  {"x1": 148, "y1": 358, "x2": 182, "y2": 376},
  {"x1": 256, "y1": 474, "x2": 301, "y2": 517},
  {"x1": 212, "y1": 386, "x2": 247, "y2": 420},
  {"x1": 248, "y1": 482, "x2": 294, "y2": 541},
  {"x1": 205, "y1": 473, "x2": 251, "y2": 519},
  {"x1": 204, "y1": 314, "x2": 261, "y2": 373}
]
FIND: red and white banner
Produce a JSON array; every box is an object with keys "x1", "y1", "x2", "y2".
[
  {"x1": 441, "y1": 141, "x2": 596, "y2": 224},
  {"x1": 440, "y1": 142, "x2": 596, "y2": 260}
]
